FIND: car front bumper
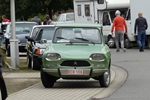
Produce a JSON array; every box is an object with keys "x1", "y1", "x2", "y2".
[{"x1": 42, "y1": 68, "x2": 108, "y2": 78}]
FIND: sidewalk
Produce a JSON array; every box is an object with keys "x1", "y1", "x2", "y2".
[{"x1": 3, "y1": 65, "x2": 127, "y2": 100}]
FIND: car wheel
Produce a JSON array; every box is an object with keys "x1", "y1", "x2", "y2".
[
  {"x1": 147, "y1": 37, "x2": 150, "y2": 49},
  {"x1": 107, "y1": 35, "x2": 115, "y2": 48},
  {"x1": 40, "y1": 68, "x2": 56, "y2": 88},
  {"x1": 26, "y1": 51, "x2": 29, "y2": 64},
  {"x1": 6, "y1": 46, "x2": 10, "y2": 57},
  {"x1": 124, "y1": 38, "x2": 132, "y2": 49},
  {"x1": 27, "y1": 55, "x2": 31, "y2": 68},
  {"x1": 31, "y1": 56, "x2": 40, "y2": 70},
  {"x1": 99, "y1": 68, "x2": 111, "y2": 87}
]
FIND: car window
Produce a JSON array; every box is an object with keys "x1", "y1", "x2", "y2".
[
  {"x1": 35, "y1": 27, "x2": 55, "y2": 41},
  {"x1": 9, "y1": 23, "x2": 37, "y2": 34},
  {"x1": 66, "y1": 13, "x2": 74, "y2": 21},
  {"x1": 53, "y1": 27, "x2": 101, "y2": 44},
  {"x1": 57, "y1": 15, "x2": 65, "y2": 22},
  {"x1": 32, "y1": 27, "x2": 41, "y2": 37}
]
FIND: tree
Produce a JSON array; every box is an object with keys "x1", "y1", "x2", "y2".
[
  {"x1": 43, "y1": 0, "x2": 73, "y2": 19},
  {"x1": 0, "y1": 0, "x2": 10, "y2": 20},
  {"x1": 0, "y1": 0, "x2": 73, "y2": 21}
]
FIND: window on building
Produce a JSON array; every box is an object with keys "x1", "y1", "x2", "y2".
[
  {"x1": 84, "y1": 5, "x2": 90, "y2": 16},
  {"x1": 77, "y1": 5, "x2": 81, "y2": 16},
  {"x1": 97, "y1": 0, "x2": 104, "y2": 4},
  {"x1": 102, "y1": 12, "x2": 111, "y2": 26}
]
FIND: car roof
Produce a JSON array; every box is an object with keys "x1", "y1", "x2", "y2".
[
  {"x1": 6, "y1": 21, "x2": 38, "y2": 25},
  {"x1": 60, "y1": 12, "x2": 74, "y2": 15},
  {"x1": 32, "y1": 25, "x2": 55, "y2": 29},
  {"x1": 55, "y1": 23, "x2": 102, "y2": 28}
]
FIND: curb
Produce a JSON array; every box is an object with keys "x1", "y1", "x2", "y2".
[{"x1": 91, "y1": 65, "x2": 127, "y2": 99}]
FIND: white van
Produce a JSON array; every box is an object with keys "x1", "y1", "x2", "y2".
[
  {"x1": 73, "y1": 0, "x2": 150, "y2": 49},
  {"x1": 51, "y1": 12, "x2": 74, "y2": 24}
]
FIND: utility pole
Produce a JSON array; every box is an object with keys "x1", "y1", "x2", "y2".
[{"x1": 10, "y1": 0, "x2": 19, "y2": 69}]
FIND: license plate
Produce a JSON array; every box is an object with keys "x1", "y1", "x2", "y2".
[{"x1": 68, "y1": 69, "x2": 83, "y2": 75}]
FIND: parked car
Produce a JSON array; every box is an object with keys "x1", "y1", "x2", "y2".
[
  {"x1": 41, "y1": 23, "x2": 111, "y2": 88},
  {"x1": 51, "y1": 12, "x2": 74, "y2": 25},
  {"x1": 25, "y1": 25, "x2": 55, "y2": 70},
  {"x1": 0, "y1": 21, "x2": 37, "y2": 56}
]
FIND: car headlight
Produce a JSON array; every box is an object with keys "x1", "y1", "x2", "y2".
[
  {"x1": 89, "y1": 53, "x2": 105, "y2": 61},
  {"x1": 17, "y1": 39, "x2": 20, "y2": 43},
  {"x1": 15, "y1": 36, "x2": 20, "y2": 43},
  {"x1": 45, "y1": 53, "x2": 61, "y2": 61},
  {"x1": 35, "y1": 49, "x2": 45, "y2": 55}
]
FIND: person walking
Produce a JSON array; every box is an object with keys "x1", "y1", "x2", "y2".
[
  {"x1": 111, "y1": 10, "x2": 128, "y2": 52},
  {"x1": 0, "y1": 54, "x2": 8, "y2": 100},
  {"x1": 134, "y1": 12, "x2": 148, "y2": 52},
  {"x1": 31, "y1": 14, "x2": 41, "y2": 25},
  {"x1": 1, "y1": 15, "x2": 10, "y2": 50}
]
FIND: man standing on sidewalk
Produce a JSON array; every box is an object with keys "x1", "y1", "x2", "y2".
[
  {"x1": 0, "y1": 54, "x2": 8, "y2": 100},
  {"x1": 111, "y1": 10, "x2": 128, "y2": 52},
  {"x1": 134, "y1": 12, "x2": 148, "y2": 52}
]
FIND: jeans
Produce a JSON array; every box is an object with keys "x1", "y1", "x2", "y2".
[{"x1": 137, "y1": 30, "x2": 146, "y2": 49}]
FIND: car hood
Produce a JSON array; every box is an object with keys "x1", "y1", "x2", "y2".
[
  {"x1": 16, "y1": 33, "x2": 29, "y2": 43},
  {"x1": 36, "y1": 40, "x2": 51, "y2": 49},
  {"x1": 48, "y1": 44, "x2": 104, "y2": 59}
]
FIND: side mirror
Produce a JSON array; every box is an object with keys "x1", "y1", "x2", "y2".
[
  {"x1": 25, "y1": 36, "x2": 35, "y2": 42},
  {"x1": 39, "y1": 39, "x2": 47, "y2": 44},
  {"x1": 25, "y1": 36, "x2": 30, "y2": 39}
]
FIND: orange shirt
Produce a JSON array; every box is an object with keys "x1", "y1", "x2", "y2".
[{"x1": 111, "y1": 16, "x2": 127, "y2": 33}]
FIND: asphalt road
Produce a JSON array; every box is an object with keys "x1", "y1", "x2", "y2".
[
  {"x1": 5, "y1": 47, "x2": 150, "y2": 100},
  {"x1": 103, "y1": 48, "x2": 150, "y2": 100},
  {"x1": 5, "y1": 65, "x2": 126, "y2": 100}
]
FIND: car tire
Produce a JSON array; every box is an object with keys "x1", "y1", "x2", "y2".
[
  {"x1": 107, "y1": 35, "x2": 115, "y2": 48},
  {"x1": 26, "y1": 51, "x2": 29, "y2": 64},
  {"x1": 27, "y1": 55, "x2": 31, "y2": 68},
  {"x1": 6, "y1": 46, "x2": 10, "y2": 57},
  {"x1": 147, "y1": 36, "x2": 150, "y2": 49},
  {"x1": 124, "y1": 38, "x2": 132, "y2": 49},
  {"x1": 40, "y1": 68, "x2": 56, "y2": 88},
  {"x1": 31, "y1": 56, "x2": 40, "y2": 70},
  {"x1": 99, "y1": 68, "x2": 111, "y2": 87}
]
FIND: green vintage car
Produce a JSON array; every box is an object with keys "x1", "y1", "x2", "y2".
[{"x1": 41, "y1": 23, "x2": 111, "y2": 88}]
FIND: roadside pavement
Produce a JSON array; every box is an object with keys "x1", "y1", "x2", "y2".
[{"x1": 2, "y1": 65, "x2": 127, "y2": 100}]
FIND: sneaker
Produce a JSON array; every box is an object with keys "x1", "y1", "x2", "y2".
[
  {"x1": 116, "y1": 49, "x2": 120, "y2": 52},
  {"x1": 122, "y1": 48, "x2": 126, "y2": 52},
  {"x1": 139, "y1": 46, "x2": 143, "y2": 52}
]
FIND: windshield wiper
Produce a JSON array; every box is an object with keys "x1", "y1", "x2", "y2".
[
  {"x1": 75, "y1": 37, "x2": 95, "y2": 45},
  {"x1": 57, "y1": 37, "x2": 73, "y2": 44}
]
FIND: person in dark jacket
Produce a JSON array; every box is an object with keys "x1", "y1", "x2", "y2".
[
  {"x1": 31, "y1": 14, "x2": 41, "y2": 25},
  {"x1": 134, "y1": 12, "x2": 148, "y2": 52},
  {"x1": 0, "y1": 54, "x2": 8, "y2": 100}
]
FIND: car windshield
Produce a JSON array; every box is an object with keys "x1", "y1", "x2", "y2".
[
  {"x1": 57, "y1": 13, "x2": 74, "y2": 22},
  {"x1": 35, "y1": 27, "x2": 55, "y2": 41},
  {"x1": 66, "y1": 13, "x2": 74, "y2": 21},
  {"x1": 53, "y1": 27, "x2": 101, "y2": 44},
  {"x1": 9, "y1": 23, "x2": 37, "y2": 34}
]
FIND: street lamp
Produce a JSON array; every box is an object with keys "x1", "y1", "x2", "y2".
[{"x1": 10, "y1": 0, "x2": 19, "y2": 69}]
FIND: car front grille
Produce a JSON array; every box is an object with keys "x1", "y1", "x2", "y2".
[{"x1": 60, "y1": 60, "x2": 90, "y2": 67}]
